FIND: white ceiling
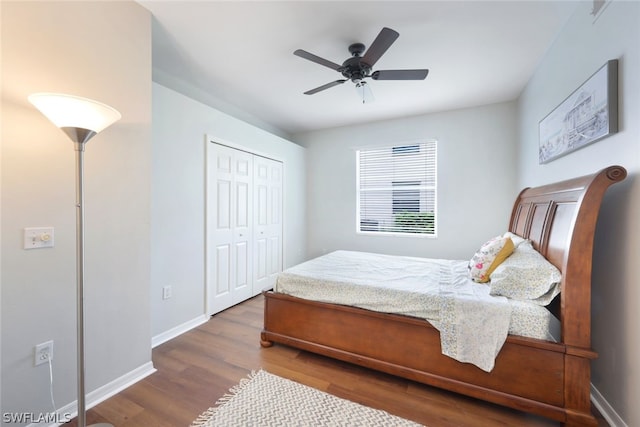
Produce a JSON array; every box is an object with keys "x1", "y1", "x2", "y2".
[{"x1": 139, "y1": 1, "x2": 578, "y2": 138}]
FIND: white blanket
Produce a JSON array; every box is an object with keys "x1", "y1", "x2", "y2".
[{"x1": 275, "y1": 250, "x2": 512, "y2": 372}]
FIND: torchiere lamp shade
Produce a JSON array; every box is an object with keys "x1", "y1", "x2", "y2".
[{"x1": 28, "y1": 93, "x2": 121, "y2": 135}]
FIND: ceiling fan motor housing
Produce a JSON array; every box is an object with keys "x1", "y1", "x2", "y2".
[{"x1": 341, "y1": 43, "x2": 372, "y2": 82}]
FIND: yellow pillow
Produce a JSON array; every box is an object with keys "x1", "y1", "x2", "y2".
[{"x1": 468, "y1": 236, "x2": 515, "y2": 283}]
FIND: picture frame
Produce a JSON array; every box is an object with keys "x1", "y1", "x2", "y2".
[{"x1": 538, "y1": 59, "x2": 618, "y2": 164}]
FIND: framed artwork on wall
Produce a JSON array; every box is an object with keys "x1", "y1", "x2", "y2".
[{"x1": 538, "y1": 59, "x2": 618, "y2": 164}]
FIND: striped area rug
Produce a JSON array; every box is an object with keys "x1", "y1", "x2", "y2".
[{"x1": 190, "y1": 370, "x2": 423, "y2": 426}]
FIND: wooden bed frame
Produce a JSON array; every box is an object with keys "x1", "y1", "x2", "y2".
[{"x1": 261, "y1": 165, "x2": 626, "y2": 426}]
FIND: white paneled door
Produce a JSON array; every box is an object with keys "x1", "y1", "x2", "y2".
[
  {"x1": 253, "y1": 156, "x2": 283, "y2": 295},
  {"x1": 207, "y1": 142, "x2": 283, "y2": 315}
]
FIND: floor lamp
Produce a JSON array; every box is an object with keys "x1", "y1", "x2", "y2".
[{"x1": 29, "y1": 93, "x2": 121, "y2": 427}]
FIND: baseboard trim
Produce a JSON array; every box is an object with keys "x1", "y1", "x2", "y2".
[
  {"x1": 592, "y1": 383, "x2": 627, "y2": 427},
  {"x1": 151, "y1": 314, "x2": 209, "y2": 348},
  {"x1": 31, "y1": 361, "x2": 156, "y2": 427}
]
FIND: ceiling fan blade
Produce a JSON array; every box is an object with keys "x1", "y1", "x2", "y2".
[
  {"x1": 294, "y1": 49, "x2": 342, "y2": 71},
  {"x1": 304, "y1": 80, "x2": 347, "y2": 95},
  {"x1": 361, "y1": 27, "x2": 399, "y2": 67},
  {"x1": 371, "y1": 69, "x2": 429, "y2": 80}
]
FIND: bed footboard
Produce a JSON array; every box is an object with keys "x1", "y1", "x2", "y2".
[{"x1": 262, "y1": 291, "x2": 597, "y2": 425}]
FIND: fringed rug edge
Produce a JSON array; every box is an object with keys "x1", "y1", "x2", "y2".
[{"x1": 189, "y1": 370, "x2": 262, "y2": 427}]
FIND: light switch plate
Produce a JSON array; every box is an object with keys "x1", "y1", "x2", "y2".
[{"x1": 24, "y1": 227, "x2": 55, "y2": 249}]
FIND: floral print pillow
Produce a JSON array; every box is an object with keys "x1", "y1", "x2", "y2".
[{"x1": 468, "y1": 236, "x2": 515, "y2": 283}]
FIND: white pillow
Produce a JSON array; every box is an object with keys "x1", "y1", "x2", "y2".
[
  {"x1": 502, "y1": 231, "x2": 529, "y2": 248},
  {"x1": 489, "y1": 241, "x2": 561, "y2": 305}
]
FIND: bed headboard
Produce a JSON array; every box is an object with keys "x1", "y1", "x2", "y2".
[{"x1": 508, "y1": 165, "x2": 626, "y2": 348}]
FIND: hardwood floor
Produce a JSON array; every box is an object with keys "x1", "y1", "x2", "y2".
[{"x1": 71, "y1": 295, "x2": 608, "y2": 426}]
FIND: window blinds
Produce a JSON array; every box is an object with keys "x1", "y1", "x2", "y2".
[{"x1": 357, "y1": 142, "x2": 437, "y2": 235}]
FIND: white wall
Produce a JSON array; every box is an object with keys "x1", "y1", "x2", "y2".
[
  {"x1": 517, "y1": 1, "x2": 640, "y2": 425},
  {"x1": 151, "y1": 83, "x2": 306, "y2": 339},
  {"x1": 1, "y1": 1, "x2": 152, "y2": 423},
  {"x1": 294, "y1": 102, "x2": 518, "y2": 260}
]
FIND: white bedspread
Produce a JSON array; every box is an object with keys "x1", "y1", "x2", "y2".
[{"x1": 275, "y1": 250, "x2": 513, "y2": 372}]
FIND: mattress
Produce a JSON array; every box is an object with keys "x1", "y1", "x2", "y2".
[{"x1": 275, "y1": 250, "x2": 560, "y2": 371}]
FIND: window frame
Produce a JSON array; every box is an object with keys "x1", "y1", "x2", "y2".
[{"x1": 356, "y1": 140, "x2": 437, "y2": 238}]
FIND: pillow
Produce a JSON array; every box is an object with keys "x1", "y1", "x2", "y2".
[
  {"x1": 468, "y1": 236, "x2": 515, "y2": 283},
  {"x1": 502, "y1": 231, "x2": 529, "y2": 248},
  {"x1": 489, "y1": 241, "x2": 561, "y2": 305}
]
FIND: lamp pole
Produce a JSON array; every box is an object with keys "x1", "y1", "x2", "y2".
[
  {"x1": 75, "y1": 139, "x2": 87, "y2": 427},
  {"x1": 29, "y1": 94, "x2": 120, "y2": 427}
]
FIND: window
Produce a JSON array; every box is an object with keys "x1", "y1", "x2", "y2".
[
  {"x1": 392, "y1": 181, "x2": 420, "y2": 213},
  {"x1": 392, "y1": 145, "x2": 419, "y2": 154},
  {"x1": 357, "y1": 142, "x2": 437, "y2": 235}
]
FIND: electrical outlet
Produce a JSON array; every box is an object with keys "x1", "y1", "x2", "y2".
[
  {"x1": 34, "y1": 340, "x2": 54, "y2": 366},
  {"x1": 162, "y1": 286, "x2": 172, "y2": 300}
]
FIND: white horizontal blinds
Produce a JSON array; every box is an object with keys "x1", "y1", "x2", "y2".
[{"x1": 357, "y1": 142, "x2": 436, "y2": 235}]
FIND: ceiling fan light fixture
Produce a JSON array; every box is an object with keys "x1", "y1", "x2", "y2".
[{"x1": 354, "y1": 80, "x2": 374, "y2": 104}]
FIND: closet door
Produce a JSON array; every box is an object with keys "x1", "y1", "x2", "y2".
[
  {"x1": 253, "y1": 156, "x2": 283, "y2": 295},
  {"x1": 207, "y1": 144, "x2": 254, "y2": 315}
]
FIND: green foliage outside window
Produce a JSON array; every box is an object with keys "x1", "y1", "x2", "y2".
[{"x1": 392, "y1": 211, "x2": 435, "y2": 234}]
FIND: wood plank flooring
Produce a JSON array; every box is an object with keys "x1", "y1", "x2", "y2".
[{"x1": 70, "y1": 295, "x2": 608, "y2": 426}]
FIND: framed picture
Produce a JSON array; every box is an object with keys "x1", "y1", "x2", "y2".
[{"x1": 538, "y1": 59, "x2": 618, "y2": 164}]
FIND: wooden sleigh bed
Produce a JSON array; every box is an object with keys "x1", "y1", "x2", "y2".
[{"x1": 260, "y1": 165, "x2": 626, "y2": 426}]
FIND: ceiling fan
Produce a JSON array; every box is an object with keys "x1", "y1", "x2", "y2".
[{"x1": 294, "y1": 27, "x2": 429, "y2": 103}]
